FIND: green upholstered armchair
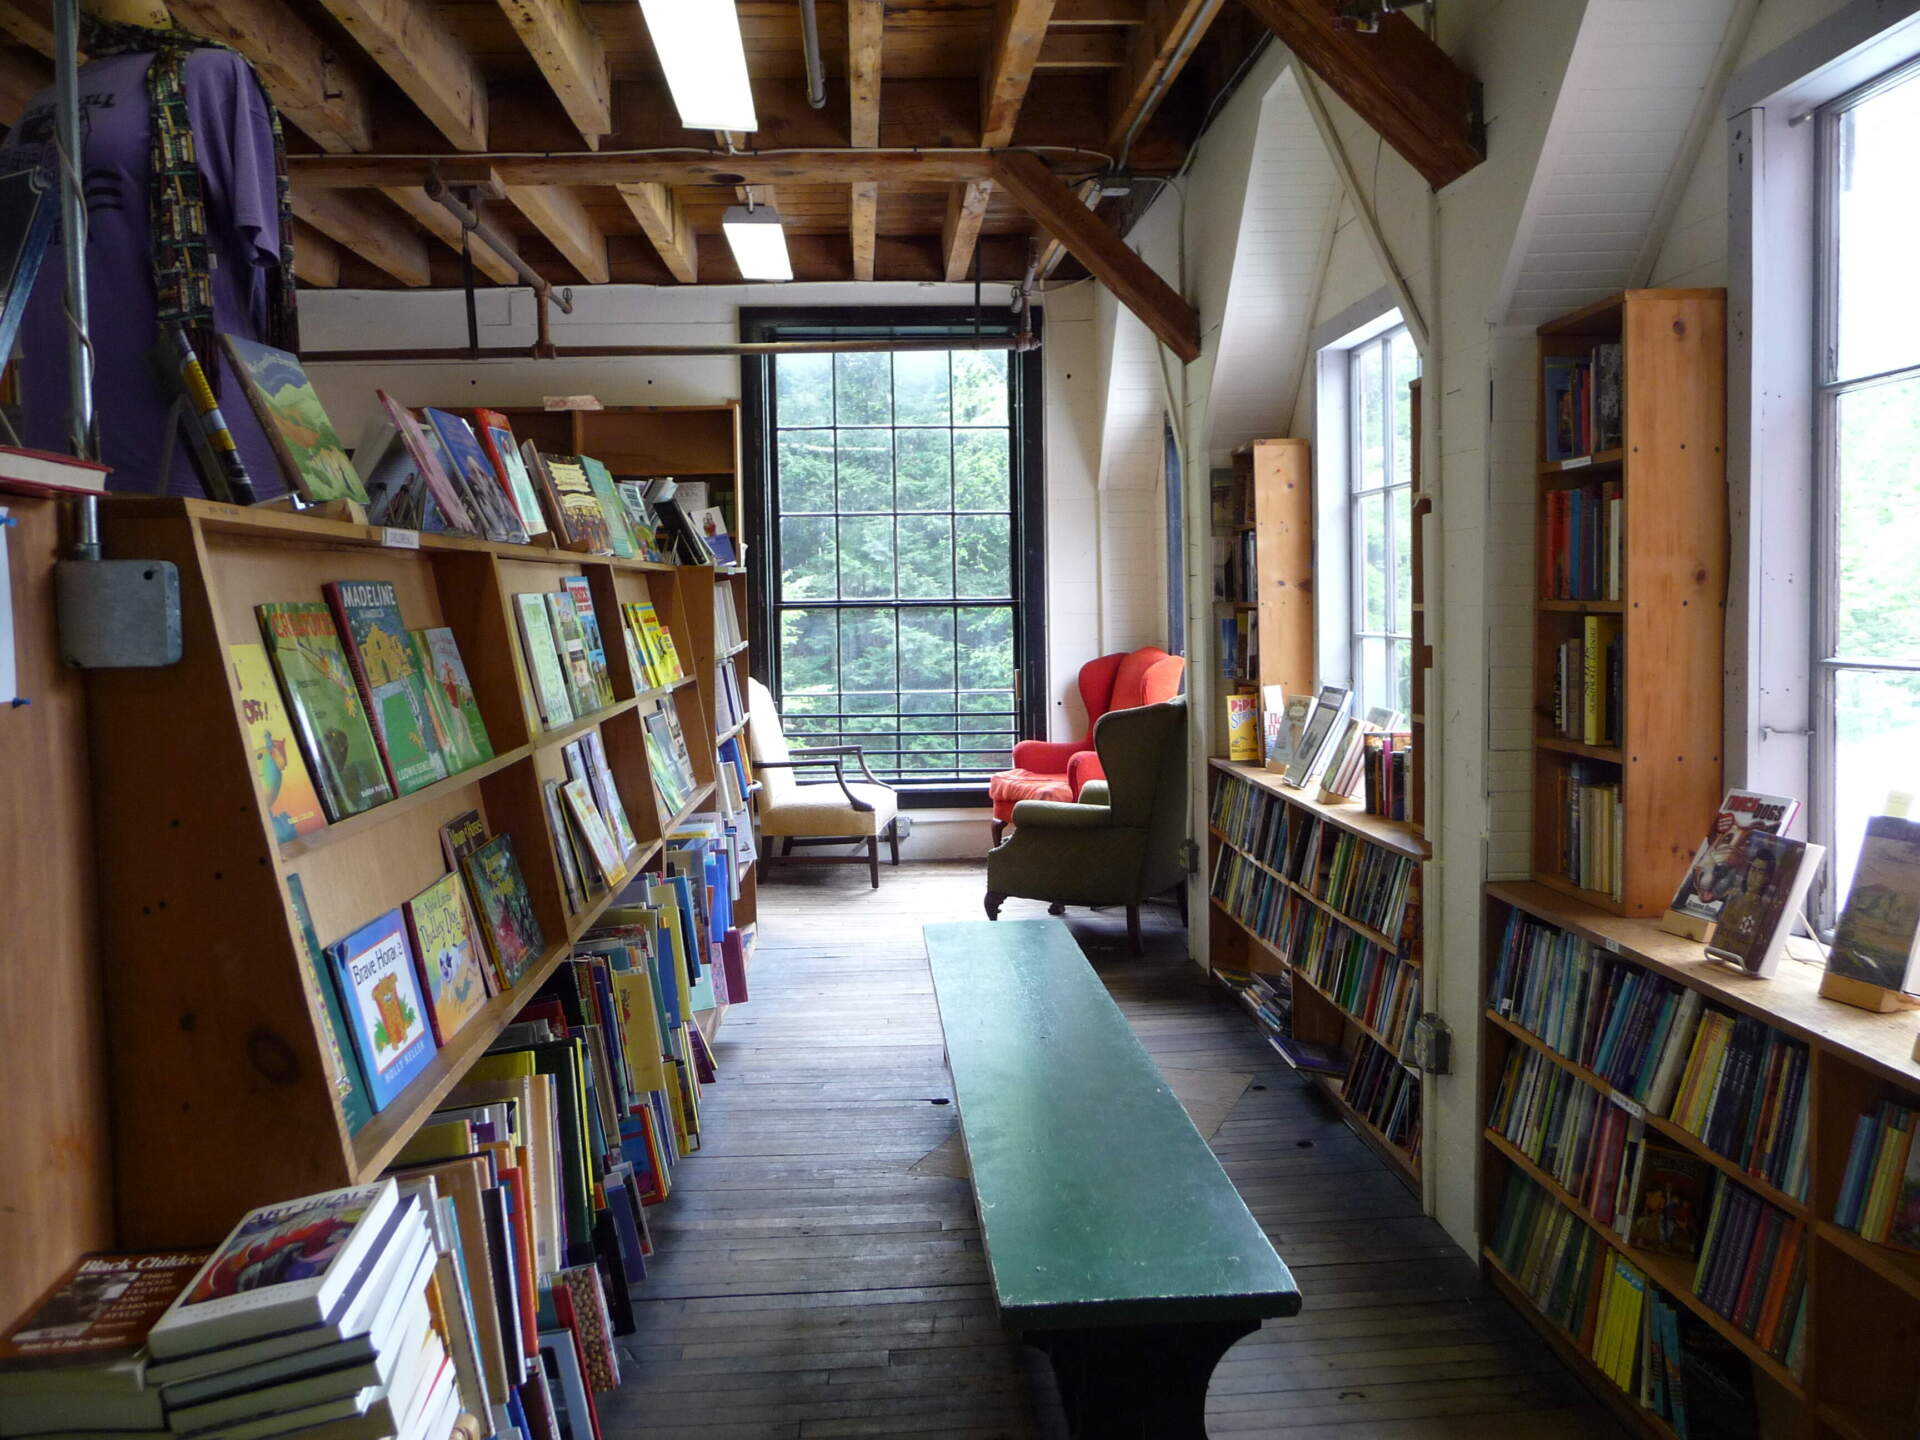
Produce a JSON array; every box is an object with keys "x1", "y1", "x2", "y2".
[{"x1": 984, "y1": 696, "x2": 1188, "y2": 955}]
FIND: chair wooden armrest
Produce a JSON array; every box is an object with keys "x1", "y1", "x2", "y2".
[
  {"x1": 756, "y1": 755, "x2": 872, "y2": 811},
  {"x1": 785, "y1": 744, "x2": 893, "y2": 792}
]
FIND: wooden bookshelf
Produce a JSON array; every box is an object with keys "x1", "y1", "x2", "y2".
[
  {"x1": 1211, "y1": 438, "x2": 1312, "y2": 748},
  {"x1": 1206, "y1": 759, "x2": 1428, "y2": 1185},
  {"x1": 1408, "y1": 377, "x2": 1431, "y2": 837},
  {"x1": 1480, "y1": 880, "x2": 1920, "y2": 1440},
  {"x1": 84, "y1": 408, "x2": 757, "y2": 1248},
  {"x1": 1531, "y1": 290, "x2": 1727, "y2": 916}
]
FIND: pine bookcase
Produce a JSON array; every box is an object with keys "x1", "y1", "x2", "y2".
[
  {"x1": 1532, "y1": 290, "x2": 1727, "y2": 916},
  {"x1": 1213, "y1": 438, "x2": 1313, "y2": 746},
  {"x1": 1480, "y1": 881, "x2": 1920, "y2": 1440},
  {"x1": 85, "y1": 408, "x2": 755, "y2": 1248},
  {"x1": 1409, "y1": 377, "x2": 1431, "y2": 836},
  {"x1": 1206, "y1": 759, "x2": 1429, "y2": 1185}
]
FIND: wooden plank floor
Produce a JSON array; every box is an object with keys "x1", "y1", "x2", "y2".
[{"x1": 604, "y1": 861, "x2": 1623, "y2": 1439}]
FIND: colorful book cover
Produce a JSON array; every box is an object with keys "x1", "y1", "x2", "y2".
[
  {"x1": 426, "y1": 407, "x2": 528, "y2": 545},
  {"x1": 323, "y1": 580, "x2": 449, "y2": 796},
  {"x1": 473, "y1": 409, "x2": 548, "y2": 537},
  {"x1": 1225, "y1": 693, "x2": 1259, "y2": 762},
  {"x1": 1704, "y1": 834, "x2": 1825, "y2": 978},
  {"x1": 256, "y1": 602, "x2": 395, "y2": 821},
  {"x1": 0, "y1": 1251, "x2": 209, "y2": 1370},
  {"x1": 691, "y1": 506, "x2": 737, "y2": 564},
  {"x1": 221, "y1": 336, "x2": 368, "y2": 504},
  {"x1": 578, "y1": 457, "x2": 638, "y2": 559},
  {"x1": 545, "y1": 779, "x2": 590, "y2": 912},
  {"x1": 532, "y1": 452, "x2": 613, "y2": 554},
  {"x1": 1885, "y1": 1133, "x2": 1920, "y2": 1254},
  {"x1": 379, "y1": 391, "x2": 474, "y2": 533},
  {"x1": 229, "y1": 643, "x2": 326, "y2": 843},
  {"x1": 1830, "y1": 815, "x2": 1920, "y2": 992},
  {"x1": 1628, "y1": 1141, "x2": 1711, "y2": 1259},
  {"x1": 287, "y1": 874, "x2": 375, "y2": 1134},
  {"x1": 614, "y1": 481, "x2": 667, "y2": 563},
  {"x1": 463, "y1": 833, "x2": 546, "y2": 989},
  {"x1": 440, "y1": 809, "x2": 490, "y2": 873},
  {"x1": 561, "y1": 576, "x2": 616, "y2": 709},
  {"x1": 545, "y1": 591, "x2": 601, "y2": 718},
  {"x1": 582, "y1": 729, "x2": 639, "y2": 859},
  {"x1": 563, "y1": 777, "x2": 629, "y2": 891},
  {"x1": 325, "y1": 909, "x2": 438, "y2": 1111},
  {"x1": 414, "y1": 627, "x2": 494, "y2": 771},
  {"x1": 1665, "y1": 790, "x2": 1802, "y2": 939},
  {"x1": 405, "y1": 872, "x2": 493, "y2": 1043},
  {"x1": 514, "y1": 593, "x2": 576, "y2": 730}
]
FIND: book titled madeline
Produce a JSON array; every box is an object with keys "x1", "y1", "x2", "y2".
[{"x1": 145, "y1": 1181, "x2": 402, "y2": 1359}]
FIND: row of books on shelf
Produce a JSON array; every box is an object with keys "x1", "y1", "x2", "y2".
[
  {"x1": 1209, "y1": 774, "x2": 1419, "y2": 942},
  {"x1": 1210, "y1": 529, "x2": 1258, "y2": 606},
  {"x1": 1545, "y1": 761, "x2": 1623, "y2": 902},
  {"x1": 1491, "y1": 1172, "x2": 1772, "y2": 1434},
  {"x1": 713, "y1": 585, "x2": 744, "y2": 652},
  {"x1": 0, "y1": 887, "x2": 733, "y2": 1440},
  {"x1": 712, "y1": 661, "x2": 746, "y2": 738},
  {"x1": 1542, "y1": 481, "x2": 1622, "y2": 602},
  {"x1": 1489, "y1": 907, "x2": 1812, "y2": 1198},
  {"x1": 1542, "y1": 343, "x2": 1623, "y2": 462},
  {"x1": 1833, "y1": 1100, "x2": 1920, "y2": 1252},
  {"x1": 515, "y1": 585, "x2": 687, "y2": 738},
  {"x1": 1217, "y1": 617, "x2": 1258, "y2": 686},
  {"x1": 1546, "y1": 615, "x2": 1620, "y2": 747},
  {"x1": 1226, "y1": 684, "x2": 1412, "y2": 820}
]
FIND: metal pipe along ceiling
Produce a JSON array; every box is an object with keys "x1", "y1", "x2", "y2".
[
  {"x1": 800, "y1": 0, "x2": 827, "y2": 110},
  {"x1": 301, "y1": 335, "x2": 1041, "y2": 364}
]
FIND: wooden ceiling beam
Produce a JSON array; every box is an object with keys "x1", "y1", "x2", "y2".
[
  {"x1": 1107, "y1": 0, "x2": 1222, "y2": 154},
  {"x1": 0, "y1": 0, "x2": 52, "y2": 57},
  {"x1": 380, "y1": 186, "x2": 521, "y2": 285},
  {"x1": 506, "y1": 185, "x2": 609, "y2": 284},
  {"x1": 983, "y1": 0, "x2": 1057, "y2": 148},
  {"x1": 1238, "y1": 0, "x2": 1482, "y2": 188},
  {"x1": 291, "y1": 188, "x2": 431, "y2": 286},
  {"x1": 292, "y1": 150, "x2": 998, "y2": 189},
  {"x1": 493, "y1": 0, "x2": 611, "y2": 149},
  {"x1": 616, "y1": 181, "x2": 698, "y2": 284},
  {"x1": 1051, "y1": 0, "x2": 1147, "y2": 21},
  {"x1": 994, "y1": 151, "x2": 1197, "y2": 360},
  {"x1": 848, "y1": 0, "x2": 883, "y2": 285},
  {"x1": 0, "y1": 45, "x2": 47, "y2": 125},
  {"x1": 290, "y1": 220, "x2": 342, "y2": 288},
  {"x1": 942, "y1": 180, "x2": 993, "y2": 283},
  {"x1": 315, "y1": 0, "x2": 487, "y2": 152},
  {"x1": 1037, "y1": 30, "x2": 1129, "y2": 67}
]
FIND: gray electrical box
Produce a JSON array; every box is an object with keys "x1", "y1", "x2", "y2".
[
  {"x1": 55, "y1": 558, "x2": 183, "y2": 669},
  {"x1": 1412, "y1": 1013, "x2": 1452, "y2": 1074}
]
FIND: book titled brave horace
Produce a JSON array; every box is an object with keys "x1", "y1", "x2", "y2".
[
  {"x1": 229, "y1": 642, "x2": 326, "y2": 843},
  {"x1": 257, "y1": 603, "x2": 395, "y2": 822},
  {"x1": 464, "y1": 833, "x2": 546, "y2": 989},
  {"x1": 145, "y1": 1181, "x2": 402, "y2": 1360},
  {"x1": 326, "y1": 908, "x2": 439, "y2": 1112},
  {"x1": 406, "y1": 872, "x2": 492, "y2": 1044},
  {"x1": 324, "y1": 579, "x2": 449, "y2": 796},
  {"x1": 413, "y1": 627, "x2": 494, "y2": 773}
]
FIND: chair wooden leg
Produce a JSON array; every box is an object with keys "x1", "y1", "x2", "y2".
[
  {"x1": 1126, "y1": 904, "x2": 1142, "y2": 956},
  {"x1": 781, "y1": 837, "x2": 794, "y2": 857},
  {"x1": 991, "y1": 818, "x2": 1006, "y2": 846},
  {"x1": 888, "y1": 819, "x2": 901, "y2": 865},
  {"x1": 867, "y1": 836, "x2": 880, "y2": 888},
  {"x1": 985, "y1": 891, "x2": 1005, "y2": 920}
]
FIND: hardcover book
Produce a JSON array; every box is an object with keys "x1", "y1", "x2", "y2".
[
  {"x1": 531, "y1": 451, "x2": 613, "y2": 554},
  {"x1": 1830, "y1": 815, "x2": 1920, "y2": 993},
  {"x1": 145, "y1": 1180, "x2": 402, "y2": 1359},
  {"x1": 473, "y1": 409, "x2": 548, "y2": 536},
  {"x1": 0, "y1": 1251, "x2": 207, "y2": 1373},
  {"x1": 1705, "y1": 834, "x2": 1826, "y2": 979},
  {"x1": 464, "y1": 834, "x2": 546, "y2": 989},
  {"x1": 579, "y1": 456, "x2": 639, "y2": 559},
  {"x1": 323, "y1": 580, "x2": 449, "y2": 796},
  {"x1": 405, "y1": 872, "x2": 492, "y2": 1044},
  {"x1": 563, "y1": 777, "x2": 630, "y2": 891},
  {"x1": 581, "y1": 729, "x2": 638, "y2": 859},
  {"x1": 221, "y1": 337, "x2": 368, "y2": 504},
  {"x1": 426, "y1": 407, "x2": 528, "y2": 545},
  {"x1": 561, "y1": 576, "x2": 616, "y2": 709},
  {"x1": 413, "y1": 627, "x2": 493, "y2": 772},
  {"x1": 378, "y1": 391, "x2": 474, "y2": 533},
  {"x1": 1265, "y1": 692, "x2": 1315, "y2": 775},
  {"x1": 326, "y1": 909, "x2": 438, "y2": 1112},
  {"x1": 439, "y1": 810, "x2": 490, "y2": 873},
  {"x1": 1663, "y1": 790, "x2": 1801, "y2": 941},
  {"x1": 515, "y1": 593, "x2": 576, "y2": 730},
  {"x1": 1224, "y1": 693, "x2": 1259, "y2": 762},
  {"x1": 691, "y1": 506, "x2": 737, "y2": 565},
  {"x1": 287, "y1": 875, "x2": 375, "y2": 1135},
  {"x1": 229, "y1": 643, "x2": 326, "y2": 843},
  {"x1": 256, "y1": 602, "x2": 395, "y2": 821},
  {"x1": 1627, "y1": 1142, "x2": 1711, "y2": 1259},
  {"x1": 545, "y1": 590, "x2": 601, "y2": 718}
]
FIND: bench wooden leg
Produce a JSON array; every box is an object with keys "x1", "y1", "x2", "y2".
[{"x1": 1025, "y1": 1318, "x2": 1258, "y2": 1439}]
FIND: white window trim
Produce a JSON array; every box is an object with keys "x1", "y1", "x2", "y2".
[{"x1": 1728, "y1": 0, "x2": 1920, "y2": 918}]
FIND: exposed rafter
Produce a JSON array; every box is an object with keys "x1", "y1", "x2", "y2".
[
  {"x1": 506, "y1": 185, "x2": 610, "y2": 284},
  {"x1": 290, "y1": 221, "x2": 343, "y2": 287},
  {"x1": 0, "y1": 0, "x2": 53, "y2": 57},
  {"x1": 493, "y1": 0, "x2": 610, "y2": 148},
  {"x1": 943, "y1": 181, "x2": 993, "y2": 283},
  {"x1": 315, "y1": 0, "x2": 488, "y2": 152},
  {"x1": 0, "y1": 45, "x2": 47, "y2": 125},
  {"x1": 849, "y1": 182, "x2": 878, "y2": 283},
  {"x1": 1237, "y1": 0, "x2": 1482, "y2": 188},
  {"x1": 984, "y1": 0, "x2": 1058, "y2": 146},
  {"x1": 292, "y1": 151, "x2": 998, "y2": 189},
  {"x1": 994, "y1": 151, "x2": 1198, "y2": 361},
  {"x1": 381, "y1": 186, "x2": 521, "y2": 285},
  {"x1": 1108, "y1": 0, "x2": 1223, "y2": 155},
  {"x1": 617, "y1": 182, "x2": 698, "y2": 284},
  {"x1": 291, "y1": 188, "x2": 431, "y2": 286},
  {"x1": 848, "y1": 0, "x2": 884, "y2": 282}
]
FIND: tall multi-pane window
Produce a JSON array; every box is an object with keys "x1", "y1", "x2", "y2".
[
  {"x1": 1348, "y1": 324, "x2": 1420, "y2": 719},
  {"x1": 1816, "y1": 62, "x2": 1920, "y2": 908},
  {"x1": 753, "y1": 332, "x2": 1040, "y2": 789}
]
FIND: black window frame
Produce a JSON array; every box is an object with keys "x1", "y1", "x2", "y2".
[{"x1": 739, "y1": 306, "x2": 1048, "y2": 809}]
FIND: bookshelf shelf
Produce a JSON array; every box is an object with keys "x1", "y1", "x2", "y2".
[
  {"x1": 1534, "y1": 734, "x2": 1626, "y2": 765},
  {"x1": 1537, "y1": 447, "x2": 1627, "y2": 476},
  {"x1": 85, "y1": 404, "x2": 760, "y2": 1249},
  {"x1": 1408, "y1": 379, "x2": 1430, "y2": 836},
  {"x1": 1537, "y1": 599, "x2": 1626, "y2": 614}
]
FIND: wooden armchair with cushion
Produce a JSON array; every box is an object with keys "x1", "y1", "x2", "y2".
[
  {"x1": 984, "y1": 696, "x2": 1187, "y2": 954},
  {"x1": 748, "y1": 679, "x2": 902, "y2": 888}
]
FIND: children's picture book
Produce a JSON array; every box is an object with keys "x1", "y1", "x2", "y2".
[
  {"x1": 323, "y1": 580, "x2": 449, "y2": 796},
  {"x1": 378, "y1": 391, "x2": 474, "y2": 534},
  {"x1": 514, "y1": 593, "x2": 576, "y2": 730},
  {"x1": 229, "y1": 643, "x2": 327, "y2": 843},
  {"x1": 464, "y1": 834, "x2": 546, "y2": 989},
  {"x1": 579, "y1": 457, "x2": 640, "y2": 559},
  {"x1": 1705, "y1": 834, "x2": 1826, "y2": 979},
  {"x1": 545, "y1": 779, "x2": 590, "y2": 913},
  {"x1": 405, "y1": 872, "x2": 492, "y2": 1042},
  {"x1": 1887, "y1": 1139, "x2": 1920, "y2": 1254},
  {"x1": 1627, "y1": 1142, "x2": 1711, "y2": 1259},
  {"x1": 563, "y1": 778, "x2": 630, "y2": 891},
  {"x1": 1225, "y1": 693, "x2": 1259, "y2": 762},
  {"x1": 287, "y1": 874, "x2": 374, "y2": 1134},
  {"x1": 614, "y1": 481, "x2": 667, "y2": 563},
  {"x1": 256, "y1": 603, "x2": 395, "y2": 821},
  {"x1": 145, "y1": 1180, "x2": 401, "y2": 1359},
  {"x1": 426, "y1": 407, "x2": 528, "y2": 545},
  {"x1": 0, "y1": 1251, "x2": 208, "y2": 1371},
  {"x1": 1830, "y1": 815, "x2": 1920, "y2": 993},
  {"x1": 439, "y1": 809, "x2": 490, "y2": 873},
  {"x1": 1662, "y1": 790, "x2": 1801, "y2": 941},
  {"x1": 531, "y1": 451, "x2": 613, "y2": 554},
  {"x1": 545, "y1": 590, "x2": 601, "y2": 718},
  {"x1": 581, "y1": 729, "x2": 639, "y2": 859},
  {"x1": 691, "y1": 506, "x2": 737, "y2": 564},
  {"x1": 472, "y1": 409, "x2": 548, "y2": 537},
  {"x1": 221, "y1": 337, "x2": 368, "y2": 504},
  {"x1": 561, "y1": 576, "x2": 617, "y2": 709},
  {"x1": 413, "y1": 627, "x2": 494, "y2": 772},
  {"x1": 326, "y1": 910, "x2": 438, "y2": 1111}
]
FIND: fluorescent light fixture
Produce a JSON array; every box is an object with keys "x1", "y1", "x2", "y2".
[
  {"x1": 722, "y1": 205, "x2": 792, "y2": 281},
  {"x1": 637, "y1": 0, "x2": 758, "y2": 132}
]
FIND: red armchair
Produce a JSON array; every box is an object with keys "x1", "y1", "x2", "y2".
[{"x1": 988, "y1": 646, "x2": 1185, "y2": 841}]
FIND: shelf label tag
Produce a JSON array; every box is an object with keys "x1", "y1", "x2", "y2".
[
  {"x1": 1609, "y1": 1088, "x2": 1645, "y2": 1120},
  {"x1": 1596, "y1": 935, "x2": 1622, "y2": 956},
  {"x1": 1562, "y1": 455, "x2": 1592, "y2": 470},
  {"x1": 381, "y1": 527, "x2": 420, "y2": 550}
]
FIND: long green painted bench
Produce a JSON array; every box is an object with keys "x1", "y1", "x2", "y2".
[{"x1": 923, "y1": 918, "x2": 1300, "y2": 1438}]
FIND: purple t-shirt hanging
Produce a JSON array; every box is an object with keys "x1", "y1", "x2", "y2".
[{"x1": 4, "y1": 49, "x2": 289, "y2": 498}]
